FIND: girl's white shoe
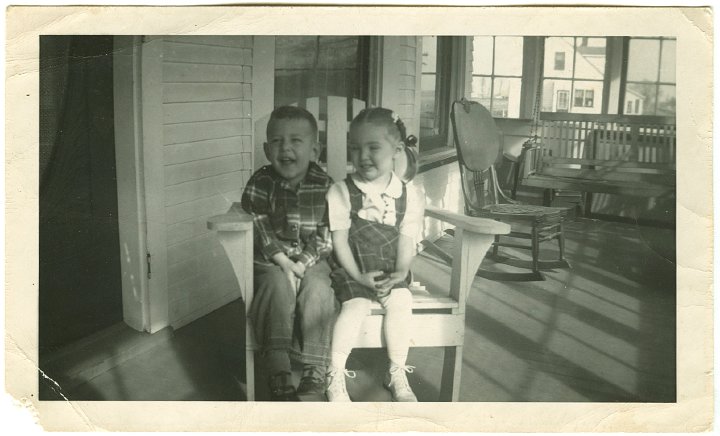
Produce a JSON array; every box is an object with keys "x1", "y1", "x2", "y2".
[
  {"x1": 326, "y1": 368, "x2": 356, "y2": 402},
  {"x1": 384, "y1": 365, "x2": 417, "y2": 402}
]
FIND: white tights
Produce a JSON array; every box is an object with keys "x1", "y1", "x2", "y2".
[{"x1": 330, "y1": 288, "x2": 413, "y2": 371}]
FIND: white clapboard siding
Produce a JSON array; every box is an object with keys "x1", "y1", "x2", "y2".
[
  {"x1": 165, "y1": 154, "x2": 248, "y2": 186},
  {"x1": 165, "y1": 192, "x2": 239, "y2": 225},
  {"x1": 164, "y1": 63, "x2": 252, "y2": 84},
  {"x1": 168, "y1": 244, "x2": 230, "y2": 289},
  {"x1": 164, "y1": 42, "x2": 251, "y2": 66},
  {"x1": 161, "y1": 36, "x2": 254, "y2": 327},
  {"x1": 164, "y1": 136, "x2": 251, "y2": 166},
  {"x1": 165, "y1": 171, "x2": 245, "y2": 206},
  {"x1": 166, "y1": 232, "x2": 217, "y2": 267},
  {"x1": 164, "y1": 119, "x2": 252, "y2": 145},
  {"x1": 164, "y1": 101, "x2": 251, "y2": 124},
  {"x1": 163, "y1": 83, "x2": 252, "y2": 103}
]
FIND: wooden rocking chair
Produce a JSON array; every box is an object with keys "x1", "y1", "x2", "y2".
[{"x1": 423, "y1": 99, "x2": 571, "y2": 281}]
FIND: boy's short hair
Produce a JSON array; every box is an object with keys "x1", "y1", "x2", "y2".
[{"x1": 267, "y1": 106, "x2": 319, "y2": 138}]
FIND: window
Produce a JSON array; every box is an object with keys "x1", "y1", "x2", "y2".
[
  {"x1": 274, "y1": 36, "x2": 368, "y2": 107},
  {"x1": 469, "y1": 36, "x2": 524, "y2": 118},
  {"x1": 573, "y1": 89, "x2": 594, "y2": 107},
  {"x1": 419, "y1": 36, "x2": 465, "y2": 153},
  {"x1": 420, "y1": 36, "x2": 441, "y2": 148},
  {"x1": 623, "y1": 37, "x2": 676, "y2": 115},
  {"x1": 557, "y1": 90, "x2": 569, "y2": 112},
  {"x1": 554, "y1": 52, "x2": 565, "y2": 70},
  {"x1": 574, "y1": 89, "x2": 584, "y2": 107},
  {"x1": 626, "y1": 100, "x2": 633, "y2": 114},
  {"x1": 542, "y1": 37, "x2": 606, "y2": 114}
]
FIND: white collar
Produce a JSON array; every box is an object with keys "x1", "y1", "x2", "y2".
[{"x1": 351, "y1": 172, "x2": 403, "y2": 199}]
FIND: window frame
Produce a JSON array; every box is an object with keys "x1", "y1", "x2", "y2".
[
  {"x1": 621, "y1": 36, "x2": 676, "y2": 115},
  {"x1": 273, "y1": 36, "x2": 371, "y2": 107},
  {"x1": 469, "y1": 36, "x2": 525, "y2": 119},
  {"x1": 418, "y1": 36, "x2": 466, "y2": 156},
  {"x1": 557, "y1": 90, "x2": 570, "y2": 111},
  {"x1": 542, "y1": 36, "x2": 608, "y2": 115}
]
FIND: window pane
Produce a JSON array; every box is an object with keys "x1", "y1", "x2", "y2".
[
  {"x1": 625, "y1": 82, "x2": 656, "y2": 115},
  {"x1": 557, "y1": 91, "x2": 570, "y2": 112},
  {"x1": 585, "y1": 89, "x2": 594, "y2": 107},
  {"x1": 627, "y1": 39, "x2": 660, "y2": 82},
  {"x1": 541, "y1": 79, "x2": 572, "y2": 112},
  {"x1": 492, "y1": 77, "x2": 522, "y2": 118},
  {"x1": 420, "y1": 73, "x2": 438, "y2": 138},
  {"x1": 574, "y1": 37, "x2": 606, "y2": 80},
  {"x1": 275, "y1": 36, "x2": 317, "y2": 69},
  {"x1": 574, "y1": 89, "x2": 584, "y2": 107},
  {"x1": 470, "y1": 76, "x2": 492, "y2": 108},
  {"x1": 274, "y1": 36, "x2": 365, "y2": 107},
  {"x1": 657, "y1": 85, "x2": 676, "y2": 116},
  {"x1": 471, "y1": 36, "x2": 493, "y2": 75},
  {"x1": 659, "y1": 39, "x2": 676, "y2": 83},
  {"x1": 317, "y1": 36, "x2": 359, "y2": 70},
  {"x1": 572, "y1": 81, "x2": 603, "y2": 114},
  {"x1": 494, "y1": 36, "x2": 523, "y2": 76},
  {"x1": 421, "y1": 36, "x2": 437, "y2": 74},
  {"x1": 554, "y1": 52, "x2": 565, "y2": 70},
  {"x1": 544, "y1": 37, "x2": 574, "y2": 79}
]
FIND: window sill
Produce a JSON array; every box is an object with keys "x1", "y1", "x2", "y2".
[{"x1": 418, "y1": 146, "x2": 457, "y2": 174}]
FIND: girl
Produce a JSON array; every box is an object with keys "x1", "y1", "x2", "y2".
[{"x1": 325, "y1": 108, "x2": 424, "y2": 402}]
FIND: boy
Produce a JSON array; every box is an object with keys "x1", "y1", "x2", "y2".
[{"x1": 240, "y1": 106, "x2": 335, "y2": 401}]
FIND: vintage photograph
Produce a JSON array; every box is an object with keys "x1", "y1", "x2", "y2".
[
  {"x1": 4, "y1": 5, "x2": 712, "y2": 433},
  {"x1": 38, "y1": 34, "x2": 677, "y2": 403}
]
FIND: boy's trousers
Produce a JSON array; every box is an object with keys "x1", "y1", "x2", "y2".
[{"x1": 250, "y1": 260, "x2": 336, "y2": 368}]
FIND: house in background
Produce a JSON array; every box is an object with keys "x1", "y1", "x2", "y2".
[{"x1": 38, "y1": 36, "x2": 677, "y2": 398}]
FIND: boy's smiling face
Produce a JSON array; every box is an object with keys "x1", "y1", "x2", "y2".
[{"x1": 264, "y1": 118, "x2": 319, "y2": 187}]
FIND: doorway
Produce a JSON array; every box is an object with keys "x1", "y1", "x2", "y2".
[{"x1": 39, "y1": 36, "x2": 123, "y2": 354}]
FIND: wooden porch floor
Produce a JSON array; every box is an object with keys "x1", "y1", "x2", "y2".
[{"x1": 41, "y1": 163, "x2": 676, "y2": 402}]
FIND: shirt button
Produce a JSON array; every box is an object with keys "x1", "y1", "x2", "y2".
[{"x1": 291, "y1": 242, "x2": 299, "y2": 247}]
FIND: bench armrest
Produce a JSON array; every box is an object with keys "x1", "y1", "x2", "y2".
[
  {"x1": 425, "y1": 206, "x2": 510, "y2": 235},
  {"x1": 207, "y1": 206, "x2": 253, "y2": 232},
  {"x1": 519, "y1": 142, "x2": 541, "y2": 178}
]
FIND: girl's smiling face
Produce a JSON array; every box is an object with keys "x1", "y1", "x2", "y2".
[{"x1": 349, "y1": 122, "x2": 404, "y2": 183}]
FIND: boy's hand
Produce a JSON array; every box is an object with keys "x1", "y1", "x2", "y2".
[
  {"x1": 289, "y1": 261, "x2": 306, "y2": 279},
  {"x1": 285, "y1": 269, "x2": 300, "y2": 295},
  {"x1": 275, "y1": 256, "x2": 301, "y2": 294}
]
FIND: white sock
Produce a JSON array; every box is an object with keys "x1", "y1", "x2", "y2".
[
  {"x1": 382, "y1": 288, "x2": 413, "y2": 369},
  {"x1": 329, "y1": 298, "x2": 371, "y2": 372}
]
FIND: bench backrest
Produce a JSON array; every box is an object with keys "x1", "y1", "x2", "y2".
[
  {"x1": 291, "y1": 96, "x2": 366, "y2": 182},
  {"x1": 535, "y1": 113, "x2": 676, "y2": 186}
]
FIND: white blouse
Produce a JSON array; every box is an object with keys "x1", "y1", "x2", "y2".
[{"x1": 327, "y1": 173, "x2": 425, "y2": 243}]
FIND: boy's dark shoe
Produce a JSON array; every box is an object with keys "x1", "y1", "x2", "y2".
[
  {"x1": 296, "y1": 365, "x2": 327, "y2": 396},
  {"x1": 269, "y1": 372, "x2": 299, "y2": 401}
]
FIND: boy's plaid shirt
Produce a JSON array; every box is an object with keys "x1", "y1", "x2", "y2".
[{"x1": 240, "y1": 162, "x2": 333, "y2": 267}]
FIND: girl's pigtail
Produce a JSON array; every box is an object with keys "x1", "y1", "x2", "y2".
[{"x1": 392, "y1": 114, "x2": 419, "y2": 182}]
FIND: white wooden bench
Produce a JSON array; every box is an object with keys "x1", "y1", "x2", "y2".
[
  {"x1": 209, "y1": 96, "x2": 510, "y2": 400},
  {"x1": 209, "y1": 205, "x2": 509, "y2": 401}
]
